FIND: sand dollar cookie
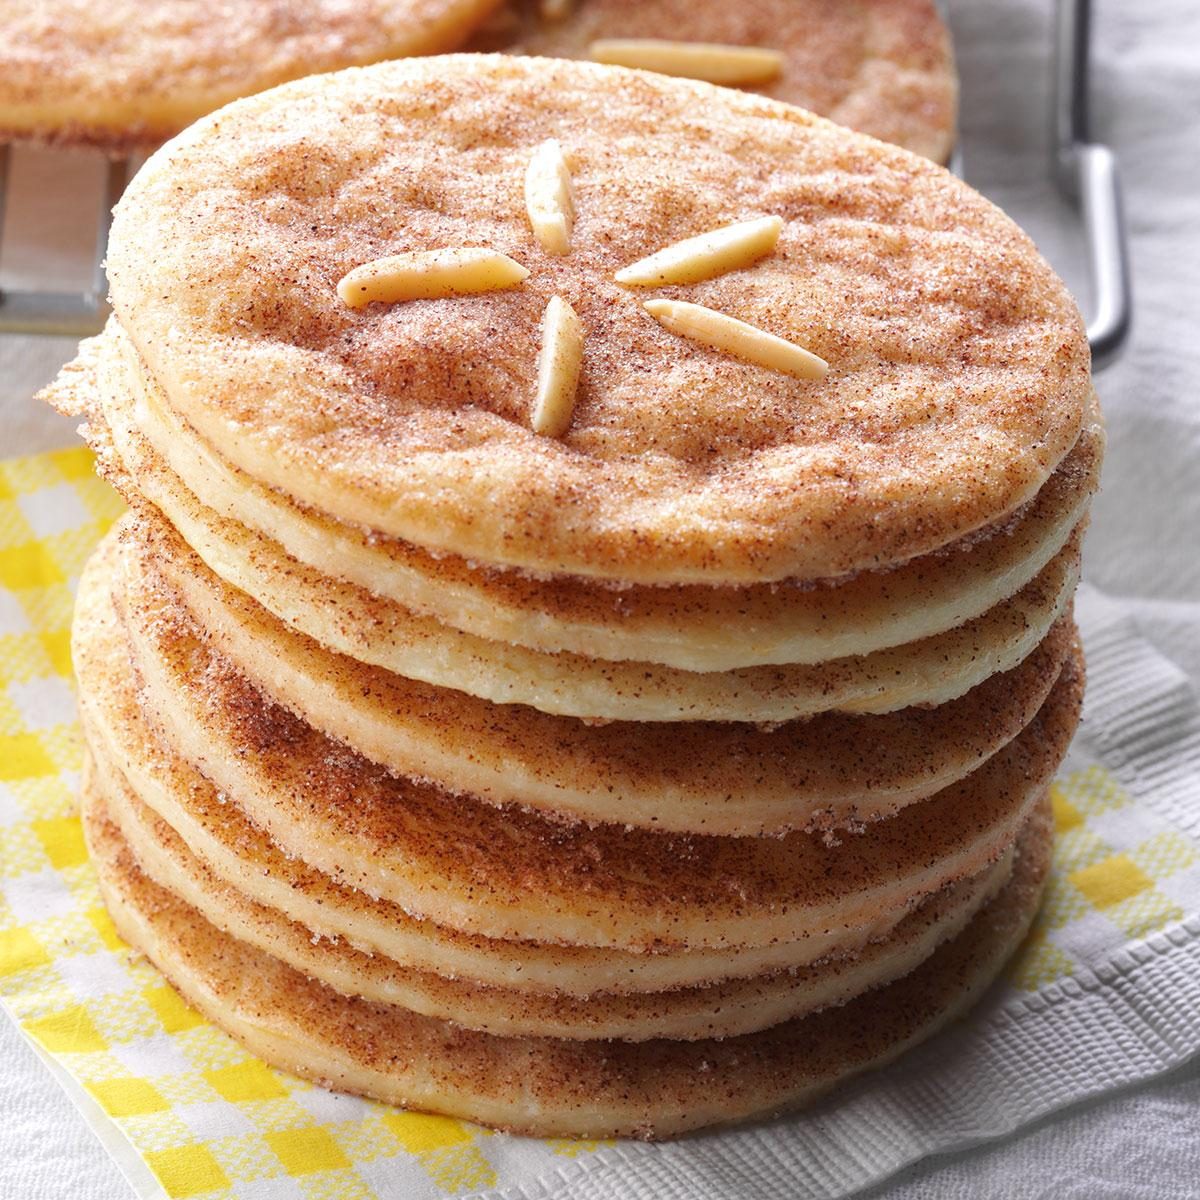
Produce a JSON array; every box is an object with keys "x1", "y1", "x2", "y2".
[{"x1": 107, "y1": 56, "x2": 1090, "y2": 585}]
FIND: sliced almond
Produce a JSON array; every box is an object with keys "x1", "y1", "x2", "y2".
[
  {"x1": 615, "y1": 215, "x2": 783, "y2": 287},
  {"x1": 589, "y1": 39, "x2": 784, "y2": 86},
  {"x1": 337, "y1": 249, "x2": 528, "y2": 308},
  {"x1": 525, "y1": 138, "x2": 576, "y2": 256},
  {"x1": 532, "y1": 296, "x2": 584, "y2": 437},
  {"x1": 644, "y1": 299, "x2": 828, "y2": 380}
]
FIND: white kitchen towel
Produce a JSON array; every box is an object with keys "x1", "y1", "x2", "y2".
[{"x1": 474, "y1": 586, "x2": 1200, "y2": 1200}]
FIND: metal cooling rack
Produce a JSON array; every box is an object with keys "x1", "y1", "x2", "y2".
[
  {"x1": 0, "y1": 0, "x2": 1131, "y2": 364},
  {"x1": 0, "y1": 150, "x2": 128, "y2": 337},
  {"x1": 1053, "y1": 0, "x2": 1132, "y2": 367}
]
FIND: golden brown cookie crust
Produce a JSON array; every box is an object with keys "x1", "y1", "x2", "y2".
[
  {"x1": 84, "y1": 768, "x2": 1053, "y2": 1138},
  {"x1": 107, "y1": 55, "x2": 1090, "y2": 584},
  {"x1": 101, "y1": 550, "x2": 1081, "y2": 950}
]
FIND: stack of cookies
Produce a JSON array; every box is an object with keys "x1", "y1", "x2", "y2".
[{"x1": 46, "y1": 55, "x2": 1099, "y2": 1138}]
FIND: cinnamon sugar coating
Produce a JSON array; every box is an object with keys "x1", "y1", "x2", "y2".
[
  {"x1": 81, "y1": 648, "x2": 918, "y2": 997},
  {"x1": 105, "y1": 55, "x2": 1091, "y2": 585},
  {"x1": 75, "y1": 530, "x2": 1082, "y2": 950},
  {"x1": 93, "y1": 766, "x2": 1016, "y2": 1042},
  {"x1": 121, "y1": 509, "x2": 1076, "y2": 835},
  {"x1": 85, "y1": 770, "x2": 1053, "y2": 1139}
]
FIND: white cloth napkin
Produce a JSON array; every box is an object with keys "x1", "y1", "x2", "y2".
[
  {"x1": 477, "y1": 581, "x2": 1200, "y2": 1200},
  {"x1": 12, "y1": 579, "x2": 1197, "y2": 1200}
]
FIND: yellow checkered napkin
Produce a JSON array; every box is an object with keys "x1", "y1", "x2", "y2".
[{"x1": 2, "y1": 447, "x2": 1200, "y2": 1200}]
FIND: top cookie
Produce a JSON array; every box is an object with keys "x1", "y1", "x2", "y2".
[
  {"x1": 0, "y1": 0, "x2": 501, "y2": 148},
  {"x1": 106, "y1": 55, "x2": 1090, "y2": 586},
  {"x1": 479, "y1": 0, "x2": 957, "y2": 162}
]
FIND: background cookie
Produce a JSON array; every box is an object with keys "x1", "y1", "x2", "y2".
[
  {"x1": 479, "y1": 0, "x2": 957, "y2": 162},
  {"x1": 0, "y1": 0, "x2": 502, "y2": 148}
]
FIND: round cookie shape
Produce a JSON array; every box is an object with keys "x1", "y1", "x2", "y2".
[
  {"x1": 113, "y1": 553, "x2": 1080, "y2": 950},
  {"x1": 107, "y1": 55, "x2": 1091, "y2": 585},
  {"x1": 85, "y1": 773, "x2": 1053, "y2": 1139},
  {"x1": 120, "y1": 510, "x2": 1075, "y2": 836},
  {"x1": 481, "y1": 0, "x2": 957, "y2": 162},
  {"x1": 90, "y1": 769, "x2": 1017, "y2": 1042},
  {"x1": 0, "y1": 0, "x2": 502, "y2": 148}
]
